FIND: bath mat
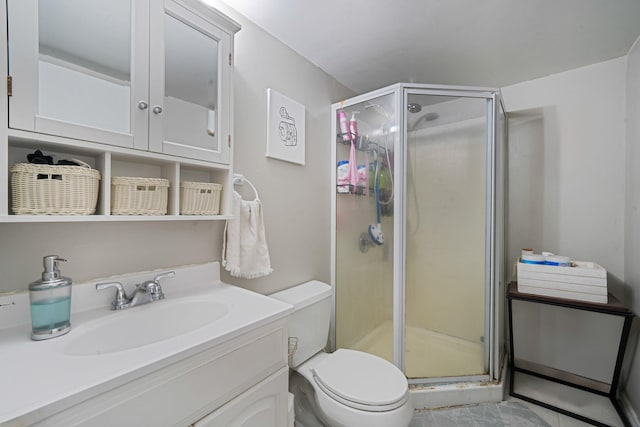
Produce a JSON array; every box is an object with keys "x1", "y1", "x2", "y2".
[{"x1": 410, "y1": 401, "x2": 552, "y2": 427}]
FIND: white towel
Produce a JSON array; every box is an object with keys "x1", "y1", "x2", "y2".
[{"x1": 222, "y1": 191, "x2": 273, "y2": 279}]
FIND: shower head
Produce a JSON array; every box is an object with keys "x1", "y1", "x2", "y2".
[
  {"x1": 407, "y1": 103, "x2": 422, "y2": 114},
  {"x1": 423, "y1": 112, "x2": 439, "y2": 122},
  {"x1": 408, "y1": 111, "x2": 440, "y2": 131}
]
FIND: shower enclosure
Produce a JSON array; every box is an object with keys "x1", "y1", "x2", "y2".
[{"x1": 331, "y1": 84, "x2": 506, "y2": 388}]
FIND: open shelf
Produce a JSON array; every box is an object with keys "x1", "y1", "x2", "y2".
[
  {"x1": 3, "y1": 130, "x2": 232, "y2": 222},
  {"x1": 0, "y1": 214, "x2": 232, "y2": 223}
]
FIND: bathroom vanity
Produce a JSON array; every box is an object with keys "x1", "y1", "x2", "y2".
[{"x1": 0, "y1": 262, "x2": 293, "y2": 426}]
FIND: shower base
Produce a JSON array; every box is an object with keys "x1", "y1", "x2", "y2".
[
  {"x1": 350, "y1": 321, "x2": 484, "y2": 378},
  {"x1": 348, "y1": 321, "x2": 504, "y2": 409}
]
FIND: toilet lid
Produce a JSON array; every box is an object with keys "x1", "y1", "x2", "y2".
[{"x1": 312, "y1": 349, "x2": 409, "y2": 411}]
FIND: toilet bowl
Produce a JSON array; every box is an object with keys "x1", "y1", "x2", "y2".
[
  {"x1": 271, "y1": 281, "x2": 414, "y2": 427},
  {"x1": 296, "y1": 350, "x2": 413, "y2": 427}
]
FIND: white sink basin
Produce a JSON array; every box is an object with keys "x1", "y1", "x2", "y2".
[{"x1": 65, "y1": 298, "x2": 229, "y2": 356}]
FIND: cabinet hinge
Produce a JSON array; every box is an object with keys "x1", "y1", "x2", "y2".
[
  {"x1": 227, "y1": 135, "x2": 231, "y2": 147},
  {"x1": 7, "y1": 76, "x2": 12, "y2": 97},
  {"x1": 228, "y1": 53, "x2": 232, "y2": 66}
]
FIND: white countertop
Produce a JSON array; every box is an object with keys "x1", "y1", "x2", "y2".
[{"x1": 0, "y1": 262, "x2": 293, "y2": 424}]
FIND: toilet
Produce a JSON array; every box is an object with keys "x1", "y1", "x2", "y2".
[{"x1": 271, "y1": 281, "x2": 414, "y2": 427}]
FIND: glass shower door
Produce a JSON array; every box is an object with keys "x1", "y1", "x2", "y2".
[
  {"x1": 334, "y1": 92, "x2": 397, "y2": 364},
  {"x1": 404, "y1": 92, "x2": 490, "y2": 379}
]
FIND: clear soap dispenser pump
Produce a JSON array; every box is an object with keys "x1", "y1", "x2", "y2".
[{"x1": 28, "y1": 255, "x2": 72, "y2": 340}]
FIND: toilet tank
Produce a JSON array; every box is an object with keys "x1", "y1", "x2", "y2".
[{"x1": 270, "y1": 281, "x2": 332, "y2": 368}]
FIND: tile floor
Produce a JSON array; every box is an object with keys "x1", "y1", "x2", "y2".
[
  {"x1": 293, "y1": 365, "x2": 624, "y2": 426},
  {"x1": 408, "y1": 368, "x2": 607, "y2": 427},
  {"x1": 409, "y1": 401, "x2": 552, "y2": 427},
  {"x1": 409, "y1": 397, "x2": 594, "y2": 427}
]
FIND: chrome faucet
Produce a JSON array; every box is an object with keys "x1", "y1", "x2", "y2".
[{"x1": 96, "y1": 271, "x2": 175, "y2": 310}]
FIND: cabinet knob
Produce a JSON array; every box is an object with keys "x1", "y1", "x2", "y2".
[
  {"x1": 152, "y1": 105, "x2": 163, "y2": 115},
  {"x1": 137, "y1": 101, "x2": 148, "y2": 110}
]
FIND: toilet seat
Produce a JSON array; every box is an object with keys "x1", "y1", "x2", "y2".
[{"x1": 311, "y1": 349, "x2": 409, "y2": 412}]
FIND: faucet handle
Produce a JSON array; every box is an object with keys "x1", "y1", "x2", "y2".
[
  {"x1": 139, "y1": 271, "x2": 174, "y2": 301},
  {"x1": 96, "y1": 282, "x2": 128, "y2": 310},
  {"x1": 153, "y1": 271, "x2": 175, "y2": 282}
]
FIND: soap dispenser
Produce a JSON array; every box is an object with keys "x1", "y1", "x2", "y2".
[{"x1": 28, "y1": 255, "x2": 72, "y2": 340}]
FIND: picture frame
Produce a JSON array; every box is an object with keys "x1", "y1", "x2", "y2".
[{"x1": 266, "y1": 88, "x2": 305, "y2": 165}]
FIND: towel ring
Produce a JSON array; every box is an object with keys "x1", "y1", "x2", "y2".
[{"x1": 232, "y1": 173, "x2": 260, "y2": 201}]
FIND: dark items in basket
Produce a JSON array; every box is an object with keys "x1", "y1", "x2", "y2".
[
  {"x1": 57, "y1": 159, "x2": 81, "y2": 166},
  {"x1": 27, "y1": 150, "x2": 53, "y2": 164},
  {"x1": 26, "y1": 150, "x2": 81, "y2": 166}
]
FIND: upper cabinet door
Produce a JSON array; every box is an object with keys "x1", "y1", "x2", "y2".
[
  {"x1": 148, "y1": 0, "x2": 233, "y2": 164},
  {"x1": 7, "y1": 0, "x2": 150, "y2": 149}
]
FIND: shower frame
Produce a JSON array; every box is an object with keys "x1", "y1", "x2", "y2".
[{"x1": 330, "y1": 83, "x2": 507, "y2": 386}]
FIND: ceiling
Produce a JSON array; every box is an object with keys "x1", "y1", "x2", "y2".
[{"x1": 215, "y1": 0, "x2": 640, "y2": 94}]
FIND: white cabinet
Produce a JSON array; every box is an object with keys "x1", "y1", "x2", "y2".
[
  {"x1": 7, "y1": 0, "x2": 237, "y2": 164},
  {"x1": 192, "y1": 368, "x2": 289, "y2": 427},
  {"x1": 17, "y1": 320, "x2": 290, "y2": 427},
  {"x1": 1, "y1": 0, "x2": 241, "y2": 221},
  {"x1": 149, "y1": 0, "x2": 235, "y2": 164},
  {"x1": 7, "y1": 0, "x2": 148, "y2": 150}
]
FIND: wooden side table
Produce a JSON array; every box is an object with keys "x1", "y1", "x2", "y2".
[{"x1": 507, "y1": 282, "x2": 634, "y2": 427}]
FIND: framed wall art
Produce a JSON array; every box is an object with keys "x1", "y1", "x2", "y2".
[{"x1": 266, "y1": 88, "x2": 305, "y2": 165}]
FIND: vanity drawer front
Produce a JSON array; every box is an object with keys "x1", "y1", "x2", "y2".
[
  {"x1": 192, "y1": 367, "x2": 289, "y2": 427},
  {"x1": 32, "y1": 320, "x2": 288, "y2": 427}
]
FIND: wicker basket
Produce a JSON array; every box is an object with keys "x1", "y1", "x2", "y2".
[
  {"x1": 111, "y1": 177, "x2": 169, "y2": 215},
  {"x1": 10, "y1": 163, "x2": 101, "y2": 215},
  {"x1": 180, "y1": 181, "x2": 222, "y2": 215}
]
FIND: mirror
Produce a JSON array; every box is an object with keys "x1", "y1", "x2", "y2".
[
  {"x1": 37, "y1": 0, "x2": 132, "y2": 133},
  {"x1": 164, "y1": 12, "x2": 220, "y2": 150}
]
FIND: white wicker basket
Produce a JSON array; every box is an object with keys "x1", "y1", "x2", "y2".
[
  {"x1": 111, "y1": 177, "x2": 169, "y2": 215},
  {"x1": 180, "y1": 181, "x2": 222, "y2": 215},
  {"x1": 10, "y1": 163, "x2": 101, "y2": 215}
]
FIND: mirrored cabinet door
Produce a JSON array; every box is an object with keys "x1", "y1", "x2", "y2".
[
  {"x1": 7, "y1": 0, "x2": 150, "y2": 149},
  {"x1": 148, "y1": 0, "x2": 232, "y2": 164}
]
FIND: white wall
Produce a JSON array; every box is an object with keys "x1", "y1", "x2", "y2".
[
  {"x1": 0, "y1": 222, "x2": 225, "y2": 290},
  {"x1": 181, "y1": 1, "x2": 354, "y2": 295},
  {"x1": 624, "y1": 35, "x2": 640, "y2": 418},
  {"x1": 503, "y1": 57, "x2": 639, "y2": 408},
  {"x1": 0, "y1": 3, "x2": 352, "y2": 295},
  {"x1": 502, "y1": 57, "x2": 627, "y2": 293}
]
